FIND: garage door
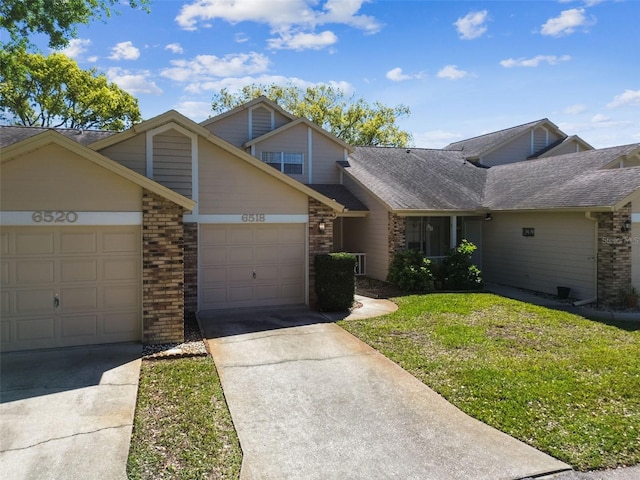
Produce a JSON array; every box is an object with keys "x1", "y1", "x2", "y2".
[
  {"x1": 200, "y1": 224, "x2": 306, "y2": 310},
  {"x1": 1, "y1": 226, "x2": 141, "y2": 352}
]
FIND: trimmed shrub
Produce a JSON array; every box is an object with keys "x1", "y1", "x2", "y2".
[
  {"x1": 387, "y1": 249, "x2": 434, "y2": 293},
  {"x1": 441, "y1": 239, "x2": 483, "y2": 290},
  {"x1": 314, "y1": 253, "x2": 356, "y2": 311}
]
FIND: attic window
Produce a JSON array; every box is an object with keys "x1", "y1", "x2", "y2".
[{"x1": 261, "y1": 152, "x2": 303, "y2": 174}]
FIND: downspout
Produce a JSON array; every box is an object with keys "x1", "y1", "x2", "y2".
[{"x1": 580, "y1": 211, "x2": 599, "y2": 306}]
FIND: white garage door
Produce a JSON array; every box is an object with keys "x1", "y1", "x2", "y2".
[
  {"x1": 199, "y1": 224, "x2": 306, "y2": 310},
  {"x1": 1, "y1": 226, "x2": 141, "y2": 352}
]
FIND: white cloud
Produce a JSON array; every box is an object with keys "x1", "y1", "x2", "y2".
[
  {"x1": 173, "y1": 100, "x2": 212, "y2": 121},
  {"x1": 540, "y1": 8, "x2": 595, "y2": 37},
  {"x1": 563, "y1": 104, "x2": 588, "y2": 115},
  {"x1": 58, "y1": 38, "x2": 92, "y2": 58},
  {"x1": 591, "y1": 113, "x2": 610, "y2": 123},
  {"x1": 386, "y1": 67, "x2": 422, "y2": 82},
  {"x1": 268, "y1": 30, "x2": 338, "y2": 50},
  {"x1": 184, "y1": 74, "x2": 353, "y2": 96},
  {"x1": 414, "y1": 129, "x2": 463, "y2": 148},
  {"x1": 175, "y1": 0, "x2": 381, "y2": 51},
  {"x1": 161, "y1": 52, "x2": 270, "y2": 82},
  {"x1": 454, "y1": 10, "x2": 489, "y2": 40},
  {"x1": 437, "y1": 65, "x2": 469, "y2": 80},
  {"x1": 165, "y1": 43, "x2": 184, "y2": 54},
  {"x1": 606, "y1": 90, "x2": 640, "y2": 109},
  {"x1": 500, "y1": 54, "x2": 571, "y2": 68},
  {"x1": 109, "y1": 41, "x2": 140, "y2": 60},
  {"x1": 106, "y1": 68, "x2": 162, "y2": 95}
]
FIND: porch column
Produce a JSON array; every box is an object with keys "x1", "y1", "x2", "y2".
[
  {"x1": 597, "y1": 203, "x2": 632, "y2": 305},
  {"x1": 450, "y1": 215, "x2": 457, "y2": 248}
]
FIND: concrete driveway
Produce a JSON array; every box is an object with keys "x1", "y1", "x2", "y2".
[
  {"x1": 201, "y1": 305, "x2": 571, "y2": 480},
  {"x1": 0, "y1": 343, "x2": 141, "y2": 480}
]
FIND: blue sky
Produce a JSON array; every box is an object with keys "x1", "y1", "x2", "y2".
[{"x1": 47, "y1": 0, "x2": 639, "y2": 148}]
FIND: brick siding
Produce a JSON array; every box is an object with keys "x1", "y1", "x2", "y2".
[
  {"x1": 308, "y1": 198, "x2": 335, "y2": 308},
  {"x1": 183, "y1": 222, "x2": 198, "y2": 320},
  {"x1": 388, "y1": 212, "x2": 406, "y2": 267},
  {"x1": 142, "y1": 190, "x2": 186, "y2": 344},
  {"x1": 597, "y1": 202, "x2": 632, "y2": 306}
]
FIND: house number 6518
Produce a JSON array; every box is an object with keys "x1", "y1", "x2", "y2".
[
  {"x1": 241, "y1": 214, "x2": 265, "y2": 223},
  {"x1": 32, "y1": 210, "x2": 79, "y2": 223}
]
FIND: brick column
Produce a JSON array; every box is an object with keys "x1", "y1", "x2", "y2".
[
  {"x1": 142, "y1": 190, "x2": 186, "y2": 344},
  {"x1": 388, "y1": 212, "x2": 406, "y2": 267},
  {"x1": 183, "y1": 222, "x2": 198, "y2": 320},
  {"x1": 597, "y1": 203, "x2": 632, "y2": 306},
  {"x1": 308, "y1": 198, "x2": 334, "y2": 308}
]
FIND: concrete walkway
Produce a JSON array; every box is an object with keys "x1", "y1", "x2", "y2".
[
  {"x1": 0, "y1": 344, "x2": 141, "y2": 480},
  {"x1": 201, "y1": 302, "x2": 571, "y2": 480}
]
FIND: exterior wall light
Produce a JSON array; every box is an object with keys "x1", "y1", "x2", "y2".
[
  {"x1": 484, "y1": 213, "x2": 492, "y2": 221},
  {"x1": 318, "y1": 220, "x2": 326, "y2": 233}
]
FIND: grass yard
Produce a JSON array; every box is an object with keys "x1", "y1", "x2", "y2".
[
  {"x1": 339, "y1": 293, "x2": 640, "y2": 471},
  {"x1": 127, "y1": 356, "x2": 242, "y2": 480}
]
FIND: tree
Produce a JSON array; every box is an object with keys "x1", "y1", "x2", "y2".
[
  {"x1": 211, "y1": 83, "x2": 413, "y2": 147},
  {"x1": 0, "y1": 0, "x2": 151, "y2": 50},
  {"x1": 0, "y1": 51, "x2": 141, "y2": 130}
]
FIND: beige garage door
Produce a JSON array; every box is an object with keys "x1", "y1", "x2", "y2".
[
  {"x1": 1, "y1": 226, "x2": 141, "y2": 352},
  {"x1": 200, "y1": 224, "x2": 306, "y2": 310}
]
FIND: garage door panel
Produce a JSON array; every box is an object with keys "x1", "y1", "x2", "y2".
[
  {"x1": 61, "y1": 315, "x2": 97, "y2": 338},
  {"x1": 104, "y1": 285, "x2": 139, "y2": 309},
  {"x1": 16, "y1": 260, "x2": 55, "y2": 284},
  {"x1": 16, "y1": 289, "x2": 56, "y2": 314},
  {"x1": 1, "y1": 291, "x2": 10, "y2": 314},
  {"x1": 1, "y1": 320, "x2": 10, "y2": 344},
  {"x1": 103, "y1": 231, "x2": 139, "y2": 253},
  {"x1": 61, "y1": 287, "x2": 98, "y2": 310},
  {"x1": 103, "y1": 257, "x2": 138, "y2": 281},
  {"x1": 1, "y1": 260, "x2": 10, "y2": 286},
  {"x1": 60, "y1": 232, "x2": 97, "y2": 254},
  {"x1": 16, "y1": 232, "x2": 55, "y2": 255},
  {"x1": 202, "y1": 267, "x2": 226, "y2": 285},
  {"x1": 103, "y1": 312, "x2": 138, "y2": 335},
  {"x1": 228, "y1": 227, "x2": 254, "y2": 244},
  {"x1": 61, "y1": 259, "x2": 98, "y2": 282},
  {"x1": 1, "y1": 232, "x2": 8, "y2": 255},
  {"x1": 228, "y1": 246, "x2": 254, "y2": 263},
  {"x1": 17, "y1": 316, "x2": 55, "y2": 341},
  {"x1": 199, "y1": 224, "x2": 305, "y2": 310}
]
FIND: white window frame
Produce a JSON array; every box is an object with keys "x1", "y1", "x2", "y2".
[{"x1": 261, "y1": 151, "x2": 304, "y2": 175}]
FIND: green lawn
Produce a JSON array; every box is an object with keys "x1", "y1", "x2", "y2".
[
  {"x1": 127, "y1": 356, "x2": 242, "y2": 480},
  {"x1": 339, "y1": 293, "x2": 640, "y2": 471}
]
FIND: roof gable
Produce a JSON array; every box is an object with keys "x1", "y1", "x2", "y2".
[
  {"x1": 199, "y1": 96, "x2": 296, "y2": 128},
  {"x1": 0, "y1": 130, "x2": 195, "y2": 210},
  {"x1": 444, "y1": 119, "x2": 565, "y2": 160}
]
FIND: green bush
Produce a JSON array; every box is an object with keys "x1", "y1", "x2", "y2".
[
  {"x1": 314, "y1": 253, "x2": 356, "y2": 311},
  {"x1": 441, "y1": 239, "x2": 483, "y2": 290},
  {"x1": 387, "y1": 249, "x2": 434, "y2": 293}
]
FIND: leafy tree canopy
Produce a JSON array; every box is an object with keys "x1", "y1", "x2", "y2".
[
  {"x1": 211, "y1": 83, "x2": 413, "y2": 147},
  {"x1": 0, "y1": 0, "x2": 150, "y2": 50},
  {"x1": 0, "y1": 51, "x2": 141, "y2": 130}
]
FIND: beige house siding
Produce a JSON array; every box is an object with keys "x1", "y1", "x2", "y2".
[
  {"x1": 251, "y1": 105, "x2": 274, "y2": 139},
  {"x1": 254, "y1": 123, "x2": 309, "y2": 184},
  {"x1": 550, "y1": 140, "x2": 583, "y2": 156},
  {"x1": 1, "y1": 144, "x2": 141, "y2": 212},
  {"x1": 198, "y1": 139, "x2": 308, "y2": 215},
  {"x1": 482, "y1": 129, "x2": 564, "y2": 166},
  {"x1": 483, "y1": 212, "x2": 596, "y2": 299},
  {"x1": 98, "y1": 134, "x2": 146, "y2": 175},
  {"x1": 311, "y1": 133, "x2": 343, "y2": 184},
  {"x1": 203, "y1": 106, "x2": 291, "y2": 148},
  {"x1": 342, "y1": 176, "x2": 390, "y2": 280},
  {"x1": 153, "y1": 128, "x2": 192, "y2": 198}
]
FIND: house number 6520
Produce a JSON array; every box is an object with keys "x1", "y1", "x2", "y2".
[{"x1": 32, "y1": 210, "x2": 79, "y2": 223}]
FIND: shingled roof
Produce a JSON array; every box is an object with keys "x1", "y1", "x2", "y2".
[
  {"x1": 484, "y1": 144, "x2": 640, "y2": 210},
  {"x1": 344, "y1": 143, "x2": 640, "y2": 212},
  {"x1": 0, "y1": 125, "x2": 116, "y2": 148},
  {"x1": 443, "y1": 119, "x2": 560, "y2": 160},
  {"x1": 344, "y1": 147, "x2": 487, "y2": 212}
]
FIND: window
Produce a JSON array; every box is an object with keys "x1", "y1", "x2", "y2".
[
  {"x1": 261, "y1": 152, "x2": 303, "y2": 174},
  {"x1": 406, "y1": 216, "x2": 451, "y2": 259}
]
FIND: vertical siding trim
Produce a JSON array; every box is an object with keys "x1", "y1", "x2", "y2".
[
  {"x1": 248, "y1": 108, "x2": 252, "y2": 140},
  {"x1": 192, "y1": 135, "x2": 199, "y2": 215},
  {"x1": 146, "y1": 131, "x2": 153, "y2": 178},
  {"x1": 450, "y1": 215, "x2": 457, "y2": 248},
  {"x1": 308, "y1": 127, "x2": 313, "y2": 184},
  {"x1": 530, "y1": 130, "x2": 534, "y2": 155}
]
